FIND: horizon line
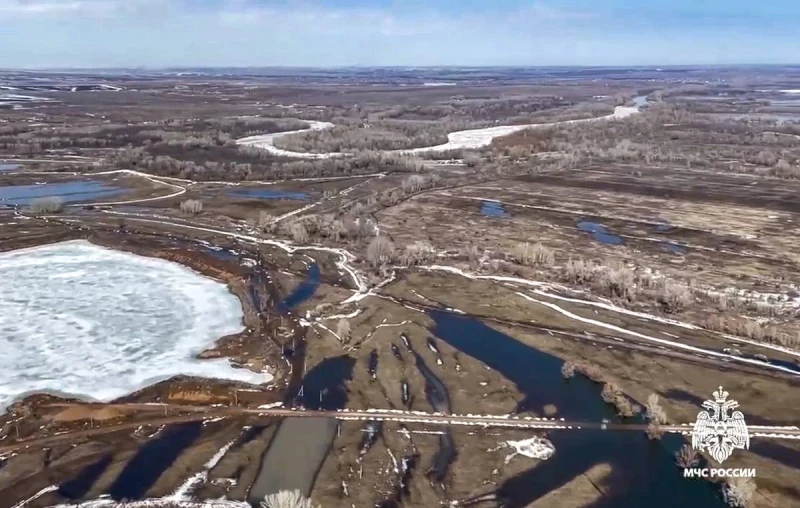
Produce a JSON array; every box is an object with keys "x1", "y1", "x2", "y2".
[{"x1": 3, "y1": 63, "x2": 800, "y2": 72}]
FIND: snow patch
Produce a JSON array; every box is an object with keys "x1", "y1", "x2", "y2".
[{"x1": 503, "y1": 436, "x2": 555, "y2": 463}]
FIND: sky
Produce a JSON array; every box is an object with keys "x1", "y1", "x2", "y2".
[{"x1": 1, "y1": 0, "x2": 799, "y2": 68}]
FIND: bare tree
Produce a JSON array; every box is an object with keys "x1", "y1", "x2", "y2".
[
  {"x1": 645, "y1": 393, "x2": 668, "y2": 424},
  {"x1": 675, "y1": 444, "x2": 699, "y2": 468},
  {"x1": 401, "y1": 174, "x2": 427, "y2": 193},
  {"x1": 179, "y1": 199, "x2": 203, "y2": 215},
  {"x1": 659, "y1": 281, "x2": 693, "y2": 313},
  {"x1": 29, "y1": 196, "x2": 64, "y2": 214},
  {"x1": 366, "y1": 236, "x2": 395, "y2": 268},
  {"x1": 289, "y1": 221, "x2": 309, "y2": 244},
  {"x1": 723, "y1": 477, "x2": 756, "y2": 508},
  {"x1": 510, "y1": 242, "x2": 555, "y2": 266},
  {"x1": 261, "y1": 490, "x2": 320, "y2": 508},
  {"x1": 336, "y1": 319, "x2": 352, "y2": 343},
  {"x1": 400, "y1": 241, "x2": 437, "y2": 267}
]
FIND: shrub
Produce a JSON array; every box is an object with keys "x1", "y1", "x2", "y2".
[
  {"x1": 564, "y1": 259, "x2": 595, "y2": 284},
  {"x1": 464, "y1": 154, "x2": 481, "y2": 167},
  {"x1": 289, "y1": 221, "x2": 309, "y2": 244},
  {"x1": 261, "y1": 490, "x2": 320, "y2": 508},
  {"x1": 646, "y1": 422, "x2": 664, "y2": 440},
  {"x1": 29, "y1": 196, "x2": 64, "y2": 214},
  {"x1": 723, "y1": 477, "x2": 756, "y2": 508},
  {"x1": 179, "y1": 199, "x2": 203, "y2": 215},
  {"x1": 601, "y1": 382, "x2": 640, "y2": 418},
  {"x1": 336, "y1": 319, "x2": 351, "y2": 343},
  {"x1": 645, "y1": 393, "x2": 668, "y2": 424},
  {"x1": 366, "y1": 236, "x2": 395, "y2": 268},
  {"x1": 561, "y1": 361, "x2": 576, "y2": 379},
  {"x1": 599, "y1": 262, "x2": 636, "y2": 301},
  {"x1": 659, "y1": 281, "x2": 693, "y2": 313},
  {"x1": 401, "y1": 174, "x2": 428, "y2": 193},
  {"x1": 510, "y1": 242, "x2": 555, "y2": 266},
  {"x1": 676, "y1": 444, "x2": 699, "y2": 468},
  {"x1": 257, "y1": 211, "x2": 277, "y2": 233},
  {"x1": 458, "y1": 245, "x2": 481, "y2": 268},
  {"x1": 400, "y1": 241, "x2": 437, "y2": 267}
]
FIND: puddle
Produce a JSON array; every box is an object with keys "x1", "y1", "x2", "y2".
[
  {"x1": 429, "y1": 311, "x2": 725, "y2": 507},
  {"x1": 107, "y1": 422, "x2": 203, "y2": 500},
  {"x1": 481, "y1": 201, "x2": 509, "y2": 218},
  {"x1": 660, "y1": 241, "x2": 688, "y2": 255},
  {"x1": 0, "y1": 181, "x2": 122, "y2": 205},
  {"x1": 736, "y1": 353, "x2": 800, "y2": 374},
  {"x1": 231, "y1": 188, "x2": 309, "y2": 201},
  {"x1": 279, "y1": 263, "x2": 321, "y2": 311},
  {"x1": 577, "y1": 221, "x2": 623, "y2": 245},
  {"x1": 0, "y1": 163, "x2": 20, "y2": 171},
  {"x1": 368, "y1": 349, "x2": 379, "y2": 379}
]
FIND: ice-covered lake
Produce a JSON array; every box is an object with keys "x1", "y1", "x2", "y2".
[{"x1": 0, "y1": 240, "x2": 267, "y2": 410}]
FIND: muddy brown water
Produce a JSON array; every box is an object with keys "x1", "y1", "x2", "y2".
[
  {"x1": 249, "y1": 356, "x2": 354, "y2": 504},
  {"x1": 246, "y1": 417, "x2": 338, "y2": 503}
]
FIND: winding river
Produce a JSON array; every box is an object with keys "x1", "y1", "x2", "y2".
[{"x1": 235, "y1": 100, "x2": 645, "y2": 159}]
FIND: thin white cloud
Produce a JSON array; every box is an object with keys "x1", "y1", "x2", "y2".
[{"x1": 0, "y1": 0, "x2": 163, "y2": 17}]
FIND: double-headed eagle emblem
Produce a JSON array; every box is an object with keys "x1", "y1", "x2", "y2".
[{"x1": 691, "y1": 386, "x2": 749, "y2": 464}]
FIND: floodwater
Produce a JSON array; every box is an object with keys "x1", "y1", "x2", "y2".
[
  {"x1": 279, "y1": 263, "x2": 321, "y2": 311},
  {"x1": 429, "y1": 311, "x2": 725, "y2": 507},
  {"x1": 58, "y1": 454, "x2": 113, "y2": 499},
  {"x1": 231, "y1": 188, "x2": 309, "y2": 201},
  {"x1": 481, "y1": 201, "x2": 509, "y2": 218},
  {"x1": 633, "y1": 95, "x2": 649, "y2": 108},
  {"x1": 0, "y1": 180, "x2": 122, "y2": 205},
  {"x1": 249, "y1": 356, "x2": 354, "y2": 503},
  {"x1": 247, "y1": 417, "x2": 338, "y2": 502},
  {"x1": 577, "y1": 221, "x2": 623, "y2": 245},
  {"x1": 0, "y1": 163, "x2": 19, "y2": 171},
  {"x1": 410, "y1": 348, "x2": 456, "y2": 482},
  {"x1": 107, "y1": 422, "x2": 203, "y2": 500}
]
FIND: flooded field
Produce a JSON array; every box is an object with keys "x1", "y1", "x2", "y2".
[
  {"x1": 481, "y1": 201, "x2": 509, "y2": 218},
  {"x1": 577, "y1": 221, "x2": 623, "y2": 245},
  {"x1": 430, "y1": 311, "x2": 725, "y2": 507},
  {"x1": 0, "y1": 181, "x2": 122, "y2": 205},
  {"x1": 231, "y1": 188, "x2": 310, "y2": 201}
]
